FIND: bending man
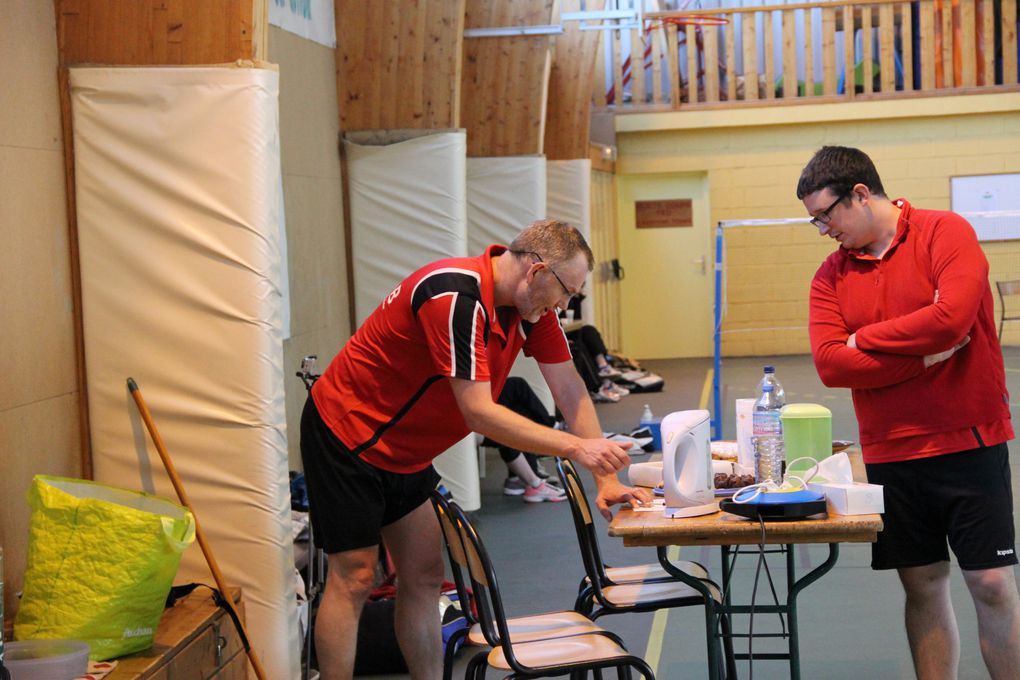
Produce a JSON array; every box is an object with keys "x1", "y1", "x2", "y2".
[{"x1": 301, "y1": 219, "x2": 649, "y2": 680}]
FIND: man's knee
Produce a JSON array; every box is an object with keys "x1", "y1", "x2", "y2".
[
  {"x1": 899, "y1": 562, "x2": 951, "y2": 598},
  {"x1": 326, "y1": 551, "x2": 382, "y2": 602},
  {"x1": 964, "y1": 567, "x2": 1020, "y2": 609},
  {"x1": 399, "y1": 553, "x2": 445, "y2": 593}
]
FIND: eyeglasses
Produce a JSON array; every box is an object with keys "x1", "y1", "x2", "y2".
[
  {"x1": 510, "y1": 250, "x2": 575, "y2": 299},
  {"x1": 810, "y1": 193, "x2": 847, "y2": 228}
]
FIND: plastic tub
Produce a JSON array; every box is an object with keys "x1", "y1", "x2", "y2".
[{"x1": 5, "y1": 639, "x2": 89, "y2": 680}]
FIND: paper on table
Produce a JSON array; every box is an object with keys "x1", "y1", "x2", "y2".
[{"x1": 807, "y1": 451, "x2": 853, "y2": 483}]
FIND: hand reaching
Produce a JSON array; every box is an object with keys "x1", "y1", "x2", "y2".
[
  {"x1": 595, "y1": 477, "x2": 653, "y2": 521},
  {"x1": 568, "y1": 438, "x2": 632, "y2": 475}
]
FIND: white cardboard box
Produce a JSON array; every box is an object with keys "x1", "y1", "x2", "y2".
[{"x1": 807, "y1": 481, "x2": 884, "y2": 515}]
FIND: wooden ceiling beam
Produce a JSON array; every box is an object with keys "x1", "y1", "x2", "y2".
[
  {"x1": 335, "y1": 0, "x2": 466, "y2": 131},
  {"x1": 545, "y1": 0, "x2": 605, "y2": 160},
  {"x1": 461, "y1": 0, "x2": 558, "y2": 157}
]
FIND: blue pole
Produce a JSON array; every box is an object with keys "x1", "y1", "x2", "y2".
[{"x1": 712, "y1": 224, "x2": 723, "y2": 439}]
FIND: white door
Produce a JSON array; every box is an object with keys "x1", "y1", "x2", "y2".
[{"x1": 617, "y1": 173, "x2": 712, "y2": 358}]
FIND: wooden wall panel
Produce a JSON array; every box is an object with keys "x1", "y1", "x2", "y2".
[
  {"x1": 335, "y1": 0, "x2": 465, "y2": 131},
  {"x1": 545, "y1": 0, "x2": 604, "y2": 160},
  {"x1": 56, "y1": 0, "x2": 257, "y2": 65},
  {"x1": 462, "y1": 0, "x2": 557, "y2": 156}
]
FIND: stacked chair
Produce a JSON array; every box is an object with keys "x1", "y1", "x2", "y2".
[
  {"x1": 556, "y1": 458, "x2": 736, "y2": 678},
  {"x1": 431, "y1": 490, "x2": 656, "y2": 679}
]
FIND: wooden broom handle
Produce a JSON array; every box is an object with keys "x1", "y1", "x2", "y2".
[{"x1": 127, "y1": 378, "x2": 269, "y2": 680}]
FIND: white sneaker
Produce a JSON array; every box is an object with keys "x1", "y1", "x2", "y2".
[
  {"x1": 523, "y1": 481, "x2": 567, "y2": 503},
  {"x1": 598, "y1": 364, "x2": 622, "y2": 378},
  {"x1": 608, "y1": 382, "x2": 630, "y2": 397},
  {"x1": 593, "y1": 383, "x2": 621, "y2": 403}
]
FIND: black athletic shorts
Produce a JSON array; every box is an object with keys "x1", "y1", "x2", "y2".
[
  {"x1": 300, "y1": 396, "x2": 441, "y2": 555},
  {"x1": 865, "y1": 442, "x2": 1017, "y2": 571}
]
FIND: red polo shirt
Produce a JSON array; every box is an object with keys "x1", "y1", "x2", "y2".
[{"x1": 312, "y1": 245, "x2": 571, "y2": 473}]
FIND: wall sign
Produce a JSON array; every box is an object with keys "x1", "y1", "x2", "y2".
[{"x1": 635, "y1": 199, "x2": 693, "y2": 229}]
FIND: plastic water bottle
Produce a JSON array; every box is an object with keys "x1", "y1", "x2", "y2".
[
  {"x1": 756, "y1": 366, "x2": 786, "y2": 407},
  {"x1": 753, "y1": 383, "x2": 785, "y2": 484},
  {"x1": 639, "y1": 404, "x2": 662, "y2": 451}
]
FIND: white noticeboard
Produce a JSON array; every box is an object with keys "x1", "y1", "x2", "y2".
[{"x1": 950, "y1": 173, "x2": 1020, "y2": 241}]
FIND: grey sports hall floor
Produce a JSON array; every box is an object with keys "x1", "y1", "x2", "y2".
[{"x1": 369, "y1": 349, "x2": 1020, "y2": 680}]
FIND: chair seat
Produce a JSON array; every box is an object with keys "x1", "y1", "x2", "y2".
[
  {"x1": 602, "y1": 578, "x2": 721, "y2": 607},
  {"x1": 486, "y1": 632, "x2": 630, "y2": 671},
  {"x1": 600, "y1": 559, "x2": 708, "y2": 584},
  {"x1": 467, "y1": 609, "x2": 601, "y2": 646}
]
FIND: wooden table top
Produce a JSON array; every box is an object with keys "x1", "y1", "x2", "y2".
[{"x1": 608, "y1": 506, "x2": 883, "y2": 548}]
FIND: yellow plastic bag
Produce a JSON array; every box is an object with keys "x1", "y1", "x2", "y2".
[{"x1": 14, "y1": 475, "x2": 195, "y2": 660}]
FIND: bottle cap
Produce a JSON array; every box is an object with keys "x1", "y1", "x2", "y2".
[{"x1": 763, "y1": 365, "x2": 775, "y2": 373}]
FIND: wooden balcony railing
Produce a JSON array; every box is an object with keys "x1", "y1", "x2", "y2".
[{"x1": 594, "y1": 0, "x2": 1019, "y2": 111}]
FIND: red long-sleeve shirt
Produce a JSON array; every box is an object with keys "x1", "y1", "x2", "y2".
[{"x1": 809, "y1": 199, "x2": 1012, "y2": 464}]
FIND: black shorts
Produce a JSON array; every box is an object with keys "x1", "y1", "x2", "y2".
[
  {"x1": 866, "y1": 442, "x2": 1017, "y2": 571},
  {"x1": 300, "y1": 396, "x2": 441, "y2": 555}
]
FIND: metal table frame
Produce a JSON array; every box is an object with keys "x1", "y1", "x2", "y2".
[{"x1": 608, "y1": 509, "x2": 882, "y2": 680}]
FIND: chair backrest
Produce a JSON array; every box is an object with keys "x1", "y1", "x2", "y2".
[
  {"x1": 429, "y1": 490, "x2": 478, "y2": 627},
  {"x1": 998, "y1": 280, "x2": 1020, "y2": 299},
  {"x1": 443, "y1": 499, "x2": 516, "y2": 653},
  {"x1": 556, "y1": 458, "x2": 612, "y2": 596}
]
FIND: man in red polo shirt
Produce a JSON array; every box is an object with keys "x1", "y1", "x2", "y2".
[
  {"x1": 301, "y1": 219, "x2": 648, "y2": 680},
  {"x1": 800, "y1": 146, "x2": 1020, "y2": 679}
]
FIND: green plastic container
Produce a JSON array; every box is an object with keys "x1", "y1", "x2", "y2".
[{"x1": 780, "y1": 403, "x2": 832, "y2": 476}]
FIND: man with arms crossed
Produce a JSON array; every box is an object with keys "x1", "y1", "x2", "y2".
[
  {"x1": 301, "y1": 219, "x2": 649, "y2": 680},
  {"x1": 799, "y1": 146, "x2": 1020, "y2": 679}
]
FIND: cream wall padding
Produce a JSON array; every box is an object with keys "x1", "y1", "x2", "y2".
[
  {"x1": 466, "y1": 157, "x2": 555, "y2": 415},
  {"x1": 70, "y1": 65, "x2": 299, "y2": 680},
  {"x1": 547, "y1": 160, "x2": 595, "y2": 326},
  {"x1": 344, "y1": 132, "x2": 481, "y2": 510},
  {"x1": 465, "y1": 156, "x2": 547, "y2": 255},
  {"x1": 345, "y1": 133, "x2": 468, "y2": 324}
]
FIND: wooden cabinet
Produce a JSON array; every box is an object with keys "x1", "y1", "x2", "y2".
[{"x1": 108, "y1": 589, "x2": 246, "y2": 680}]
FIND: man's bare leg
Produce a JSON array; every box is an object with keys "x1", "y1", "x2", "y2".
[
  {"x1": 962, "y1": 565, "x2": 1020, "y2": 680},
  {"x1": 316, "y1": 546, "x2": 382, "y2": 680},
  {"x1": 381, "y1": 499, "x2": 445, "y2": 680},
  {"x1": 899, "y1": 562, "x2": 959, "y2": 680}
]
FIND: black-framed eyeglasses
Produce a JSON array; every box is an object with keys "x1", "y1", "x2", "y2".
[
  {"x1": 509, "y1": 250, "x2": 575, "y2": 299},
  {"x1": 810, "y1": 193, "x2": 847, "y2": 228}
]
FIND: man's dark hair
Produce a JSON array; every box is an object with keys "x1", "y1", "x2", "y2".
[{"x1": 796, "y1": 146, "x2": 886, "y2": 200}]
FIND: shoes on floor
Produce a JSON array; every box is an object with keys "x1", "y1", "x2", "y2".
[
  {"x1": 593, "y1": 382, "x2": 621, "y2": 403},
  {"x1": 598, "y1": 364, "x2": 622, "y2": 378},
  {"x1": 607, "y1": 381, "x2": 630, "y2": 397},
  {"x1": 523, "y1": 481, "x2": 567, "y2": 503},
  {"x1": 503, "y1": 476, "x2": 526, "y2": 496}
]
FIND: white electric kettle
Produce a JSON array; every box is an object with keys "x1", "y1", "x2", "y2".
[{"x1": 661, "y1": 409, "x2": 719, "y2": 518}]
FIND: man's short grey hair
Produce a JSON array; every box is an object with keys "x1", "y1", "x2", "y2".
[{"x1": 508, "y1": 219, "x2": 595, "y2": 270}]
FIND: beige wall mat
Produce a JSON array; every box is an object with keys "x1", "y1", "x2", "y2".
[
  {"x1": 547, "y1": 160, "x2": 596, "y2": 325},
  {"x1": 69, "y1": 65, "x2": 298, "y2": 680}
]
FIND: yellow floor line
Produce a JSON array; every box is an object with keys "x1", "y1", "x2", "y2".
[
  {"x1": 699, "y1": 367, "x2": 714, "y2": 410},
  {"x1": 646, "y1": 368, "x2": 714, "y2": 672},
  {"x1": 644, "y1": 545, "x2": 681, "y2": 670}
]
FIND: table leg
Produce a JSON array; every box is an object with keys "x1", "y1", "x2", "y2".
[
  {"x1": 657, "y1": 547, "x2": 726, "y2": 680},
  {"x1": 786, "y1": 543, "x2": 840, "y2": 680}
]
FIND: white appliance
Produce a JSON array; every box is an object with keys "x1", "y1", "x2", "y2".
[{"x1": 661, "y1": 409, "x2": 719, "y2": 518}]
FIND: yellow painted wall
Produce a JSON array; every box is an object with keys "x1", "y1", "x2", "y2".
[
  {"x1": 1, "y1": 1, "x2": 82, "y2": 624},
  {"x1": 616, "y1": 97, "x2": 1020, "y2": 357}
]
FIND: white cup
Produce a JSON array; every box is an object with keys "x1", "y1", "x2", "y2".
[{"x1": 735, "y1": 398, "x2": 756, "y2": 473}]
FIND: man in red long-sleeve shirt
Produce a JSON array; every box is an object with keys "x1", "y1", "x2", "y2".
[{"x1": 799, "y1": 146, "x2": 1019, "y2": 680}]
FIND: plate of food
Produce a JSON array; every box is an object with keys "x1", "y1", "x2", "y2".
[
  {"x1": 714, "y1": 472, "x2": 755, "y2": 495},
  {"x1": 832, "y1": 440, "x2": 855, "y2": 453}
]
